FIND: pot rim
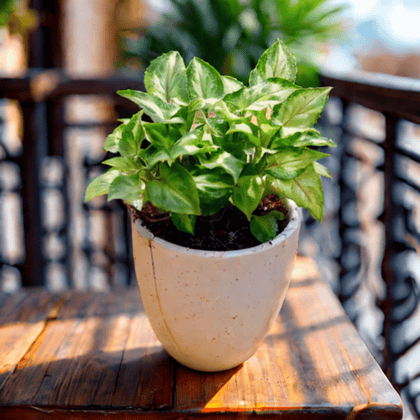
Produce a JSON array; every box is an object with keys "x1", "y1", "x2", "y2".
[{"x1": 132, "y1": 200, "x2": 300, "y2": 258}]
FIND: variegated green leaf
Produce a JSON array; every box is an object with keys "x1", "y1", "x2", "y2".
[
  {"x1": 108, "y1": 173, "x2": 145, "y2": 205},
  {"x1": 231, "y1": 175, "x2": 265, "y2": 221},
  {"x1": 250, "y1": 214, "x2": 278, "y2": 243},
  {"x1": 172, "y1": 213, "x2": 196, "y2": 234},
  {"x1": 224, "y1": 78, "x2": 299, "y2": 112},
  {"x1": 117, "y1": 89, "x2": 182, "y2": 124},
  {"x1": 272, "y1": 87, "x2": 332, "y2": 128},
  {"x1": 191, "y1": 167, "x2": 234, "y2": 215},
  {"x1": 146, "y1": 163, "x2": 201, "y2": 214},
  {"x1": 144, "y1": 51, "x2": 189, "y2": 105},
  {"x1": 84, "y1": 169, "x2": 120, "y2": 202},
  {"x1": 198, "y1": 150, "x2": 243, "y2": 183},
  {"x1": 271, "y1": 164, "x2": 324, "y2": 222},
  {"x1": 249, "y1": 39, "x2": 297, "y2": 85},
  {"x1": 187, "y1": 57, "x2": 224, "y2": 101},
  {"x1": 221, "y1": 75, "x2": 244, "y2": 94},
  {"x1": 266, "y1": 147, "x2": 329, "y2": 180}
]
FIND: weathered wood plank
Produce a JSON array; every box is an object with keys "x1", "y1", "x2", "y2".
[
  {"x1": 0, "y1": 257, "x2": 402, "y2": 419},
  {"x1": 32, "y1": 289, "x2": 140, "y2": 407},
  {"x1": 312, "y1": 281, "x2": 402, "y2": 408},
  {"x1": 0, "y1": 407, "x2": 360, "y2": 420},
  {"x1": 111, "y1": 305, "x2": 174, "y2": 409},
  {"x1": 173, "y1": 257, "x2": 399, "y2": 418},
  {"x1": 0, "y1": 289, "x2": 64, "y2": 393},
  {"x1": 0, "y1": 287, "x2": 174, "y2": 410},
  {"x1": 0, "y1": 290, "x2": 133, "y2": 406}
]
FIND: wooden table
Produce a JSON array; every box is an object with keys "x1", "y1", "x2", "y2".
[{"x1": 0, "y1": 257, "x2": 402, "y2": 419}]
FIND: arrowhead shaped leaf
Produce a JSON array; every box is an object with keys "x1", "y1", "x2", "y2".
[
  {"x1": 144, "y1": 51, "x2": 189, "y2": 105},
  {"x1": 170, "y1": 127, "x2": 217, "y2": 160},
  {"x1": 104, "y1": 124, "x2": 124, "y2": 153},
  {"x1": 226, "y1": 120, "x2": 260, "y2": 147},
  {"x1": 146, "y1": 162, "x2": 201, "y2": 214},
  {"x1": 249, "y1": 39, "x2": 297, "y2": 85},
  {"x1": 102, "y1": 156, "x2": 144, "y2": 174},
  {"x1": 117, "y1": 90, "x2": 182, "y2": 124},
  {"x1": 221, "y1": 75, "x2": 244, "y2": 94},
  {"x1": 272, "y1": 87, "x2": 332, "y2": 128},
  {"x1": 314, "y1": 162, "x2": 331, "y2": 178},
  {"x1": 267, "y1": 147, "x2": 329, "y2": 180},
  {"x1": 108, "y1": 173, "x2": 145, "y2": 205},
  {"x1": 143, "y1": 122, "x2": 181, "y2": 151},
  {"x1": 250, "y1": 214, "x2": 278, "y2": 243},
  {"x1": 231, "y1": 175, "x2": 265, "y2": 221},
  {"x1": 198, "y1": 150, "x2": 243, "y2": 183},
  {"x1": 118, "y1": 111, "x2": 145, "y2": 156},
  {"x1": 187, "y1": 57, "x2": 224, "y2": 101},
  {"x1": 140, "y1": 146, "x2": 172, "y2": 168},
  {"x1": 191, "y1": 167, "x2": 234, "y2": 215},
  {"x1": 271, "y1": 128, "x2": 336, "y2": 149},
  {"x1": 271, "y1": 164, "x2": 324, "y2": 222},
  {"x1": 224, "y1": 79, "x2": 299, "y2": 112},
  {"x1": 171, "y1": 213, "x2": 196, "y2": 234},
  {"x1": 84, "y1": 169, "x2": 120, "y2": 202}
]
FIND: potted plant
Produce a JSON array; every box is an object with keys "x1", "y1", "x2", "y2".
[{"x1": 85, "y1": 39, "x2": 335, "y2": 372}]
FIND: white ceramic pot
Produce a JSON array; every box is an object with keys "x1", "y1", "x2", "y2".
[{"x1": 131, "y1": 201, "x2": 301, "y2": 372}]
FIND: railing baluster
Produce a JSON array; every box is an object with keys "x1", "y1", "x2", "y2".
[
  {"x1": 381, "y1": 115, "x2": 399, "y2": 378},
  {"x1": 20, "y1": 102, "x2": 46, "y2": 286}
]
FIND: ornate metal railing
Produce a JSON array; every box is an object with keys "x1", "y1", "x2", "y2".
[
  {"x1": 0, "y1": 70, "x2": 144, "y2": 289},
  {"x1": 318, "y1": 70, "x2": 420, "y2": 418},
  {"x1": 1, "y1": 68, "x2": 420, "y2": 417}
]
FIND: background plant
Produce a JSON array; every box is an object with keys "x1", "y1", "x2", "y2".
[
  {"x1": 86, "y1": 40, "x2": 335, "y2": 243},
  {"x1": 0, "y1": 0, "x2": 37, "y2": 35},
  {"x1": 119, "y1": 0, "x2": 348, "y2": 87}
]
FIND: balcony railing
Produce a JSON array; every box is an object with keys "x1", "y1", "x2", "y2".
[{"x1": 1, "y1": 68, "x2": 420, "y2": 418}]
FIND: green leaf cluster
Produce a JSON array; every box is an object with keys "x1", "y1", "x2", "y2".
[{"x1": 85, "y1": 40, "x2": 335, "y2": 242}]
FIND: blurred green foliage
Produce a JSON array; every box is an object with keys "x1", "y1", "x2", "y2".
[
  {"x1": 0, "y1": 0, "x2": 37, "y2": 35},
  {"x1": 119, "y1": 0, "x2": 348, "y2": 86},
  {"x1": 0, "y1": 0, "x2": 15, "y2": 27}
]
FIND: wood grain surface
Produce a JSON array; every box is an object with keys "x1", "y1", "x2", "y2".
[{"x1": 0, "y1": 257, "x2": 402, "y2": 419}]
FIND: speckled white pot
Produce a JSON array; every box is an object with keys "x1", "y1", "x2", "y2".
[{"x1": 131, "y1": 201, "x2": 300, "y2": 372}]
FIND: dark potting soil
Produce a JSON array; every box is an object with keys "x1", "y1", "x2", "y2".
[{"x1": 128, "y1": 194, "x2": 291, "y2": 251}]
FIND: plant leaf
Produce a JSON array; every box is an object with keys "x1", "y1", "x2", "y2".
[
  {"x1": 249, "y1": 39, "x2": 297, "y2": 85},
  {"x1": 230, "y1": 175, "x2": 265, "y2": 220},
  {"x1": 221, "y1": 75, "x2": 244, "y2": 94},
  {"x1": 118, "y1": 111, "x2": 145, "y2": 156},
  {"x1": 250, "y1": 214, "x2": 278, "y2": 242},
  {"x1": 172, "y1": 213, "x2": 196, "y2": 234},
  {"x1": 191, "y1": 167, "x2": 234, "y2": 215},
  {"x1": 266, "y1": 147, "x2": 330, "y2": 180},
  {"x1": 141, "y1": 146, "x2": 172, "y2": 168},
  {"x1": 271, "y1": 164, "x2": 324, "y2": 222},
  {"x1": 314, "y1": 161, "x2": 331, "y2": 178},
  {"x1": 226, "y1": 120, "x2": 260, "y2": 147},
  {"x1": 108, "y1": 173, "x2": 145, "y2": 206},
  {"x1": 102, "y1": 156, "x2": 144, "y2": 174},
  {"x1": 84, "y1": 169, "x2": 120, "y2": 202},
  {"x1": 170, "y1": 128, "x2": 217, "y2": 160},
  {"x1": 272, "y1": 87, "x2": 332, "y2": 128},
  {"x1": 186, "y1": 57, "x2": 224, "y2": 101},
  {"x1": 117, "y1": 89, "x2": 182, "y2": 123},
  {"x1": 224, "y1": 78, "x2": 299, "y2": 112},
  {"x1": 144, "y1": 51, "x2": 189, "y2": 105},
  {"x1": 198, "y1": 150, "x2": 243, "y2": 183},
  {"x1": 146, "y1": 162, "x2": 201, "y2": 214},
  {"x1": 104, "y1": 124, "x2": 124, "y2": 153},
  {"x1": 143, "y1": 122, "x2": 180, "y2": 150},
  {"x1": 271, "y1": 128, "x2": 336, "y2": 149}
]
